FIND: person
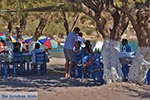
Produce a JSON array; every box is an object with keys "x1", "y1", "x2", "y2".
[
  {"x1": 22, "y1": 41, "x2": 29, "y2": 53},
  {"x1": 82, "y1": 40, "x2": 94, "y2": 56},
  {"x1": 121, "y1": 39, "x2": 132, "y2": 82},
  {"x1": 29, "y1": 41, "x2": 36, "y2": 52},
  {"x1": 27, "y1": 43, "x2": 43, "y2": 63},
  {"x1": 13, "y1": 42, "x2": 21, "y2": 53},
  {"x1": 44, "y1": 48, "x2": 50, "y2": 63},
  {"x1": 6, "y1": 37, "x2": 14, "y2": 53},
  {"x1": 78, "y1": 32, "x2": 85, "y2": 48},
  {"x1": 0, "y1": 39, "x2": 5, "y2": 54},
  {"x1": 73, "y1": 41, "x2": 82, "y2": 53},
  {"x1": 82, "y1": 40, "x2": 94, "y2": 76},
  {"x1": 64, "y1": 27, "x2": 80, "y2": 79}
]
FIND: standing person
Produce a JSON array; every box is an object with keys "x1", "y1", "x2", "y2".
[
  {"x1": 64, "y1": 27, "x2": 80, "y2": 79},
  {"x1": 121, "y1": 39, "x2": 132, "y2": 82}
]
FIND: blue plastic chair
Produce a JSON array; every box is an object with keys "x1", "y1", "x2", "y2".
[
  {"x1": 0, "y1": 54, "x2": 12, "y2": 78},
  {"x1": 74, "y1": 51, "x2": 93, "y2": 79},
  {"x1": 74, "y1": 52, "x2": 104, "y2": 84},
  {"x1": 146, "y1": 69, "x2": 150, "y2": 85},
  {"x1": 74, "y1": 52, "x2": 82, "y2": 78},
  {"x1": 92, "y1": 53, "x2": 104, "y2": 85},
  {"x1": 31, "y1": 52, "x2": 47, "y2": 75},
  {"x1": 12, "y1": 52, "x2": 24, "y2": 76},
  {"x1": 0, "y1": 60, "x2": 9, "y2": 78}
]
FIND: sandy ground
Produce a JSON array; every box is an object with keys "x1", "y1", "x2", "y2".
[{"x1": 0, "y1": 57, "x2": 150, "y2": 100}]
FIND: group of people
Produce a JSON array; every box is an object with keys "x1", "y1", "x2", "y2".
[
  {"x1": 63, "y1": 27, "x2": 140, "y2": 83},
  {"x1": 63, "y1": 27, "x2": 102, "y2": 79},
  {"x1": 0, "y1": 38, "x2": 49, "y2": 64}
]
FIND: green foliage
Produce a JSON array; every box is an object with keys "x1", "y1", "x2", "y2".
[
  {"x1": 114, "y1": 0, "x2": 147, "y2": 7},
  {"x1": 145, "y1": 0, "x2": 150, "y2": 7},
  {"x1": 0, "y1": 0, "x2": 97, "y2": 37},
  {"x1": 24, "y1": 19, "x2": 39, "y2": 35},
  {"x1": 45, "y1": 22, "x2": 65, "y2": 35},
  {"x1": 84, "y1": 28, "x2": 95, "y2": 35}
]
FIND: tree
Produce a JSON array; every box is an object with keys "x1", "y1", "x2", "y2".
[
  {"x1": 33, "y1": 13, "x2": 48, "y2": 41},
  {"x1": 120, "y1": 0, "x2": 150, "y2": 84},
  {"x1": 0, "y1": 0, "x2": 50, "y2": 40},
  {"x1": 70, "y1": 0, "x2": 129, "y2": 83}
]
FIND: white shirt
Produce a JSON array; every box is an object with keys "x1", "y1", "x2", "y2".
[{"x1": 78, "y1": 36, "x2": 86, "y2": 47}]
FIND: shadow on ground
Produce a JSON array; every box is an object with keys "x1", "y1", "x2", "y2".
[{"x1": 0, "y1": 64, "x2": 96, "y2": 92}]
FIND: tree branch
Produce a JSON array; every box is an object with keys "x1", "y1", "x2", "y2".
[
  {"x1": 70, "y1": 14, "x2": 80, "y2": 32},
  {"x1": 122, "y1": 6, "x2": 139, "y2": 34},
  {"x1": 79, "y1": 0, "x2": 99, "y2": 12}
]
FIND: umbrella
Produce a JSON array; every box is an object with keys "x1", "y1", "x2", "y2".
[
  {"x1": 38, "y1": 36, "x2": 58, "y2": 49},
  {"x1": 0, "y1": 32, "x2": 5, "y2": 36},
  {"x1": 0, "y1": 32, "x2": 6, "y2": 40},
  {"x1": 22, "y1": 35, "x2": 28, "y2": 39},
  {"x1": 10, "y1": 34, "x2": 17, "y2": 42},
  {"x1": 23, "y1": 37, "x2": 33, "y2": 43},
  {"x1": 38, "y1": 35, "x2": 48, "y2": 44},
  {"x1": 44, "y1": 38, "x2": 58, "y2": 49},
  {"x1": 38, "y1": 35, "x2": 47, "y2": 39}
]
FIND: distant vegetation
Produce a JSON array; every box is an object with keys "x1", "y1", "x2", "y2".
[{"x1": 0, "y1": 0, "x2": 96, "y2": 37}]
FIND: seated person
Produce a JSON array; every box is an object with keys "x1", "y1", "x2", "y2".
[
  {"x1": 74, "y1": 41, "x2": 82, "y2": 53},
  {"x1": 74, "y1": 41, "x2": 82, "y2": 67},
  {"x1": 13, "y1": 42, "x2": 21, "y2": 53},
  {"x1": 82, "y1": 40, "x2": 94, "y2": 56},
  {"x1": 22, "y1": 44, "x2": 29, "y2": 53},
  {"x1": 81, "y1": 40, "x2": 94, "y2": 76},
  {"x1": 82, "y1": 40, "x2": 94, "y2": 66},
  {"x1": 27, "y1": 43, "x2": 43, "y2": 63}
]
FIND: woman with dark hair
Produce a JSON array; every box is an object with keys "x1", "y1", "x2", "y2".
[
  {"x1": 81, "y1": 40, "x2": 94, "y2": 77},
  {"x1": 82, "y1": 40, "x2": 94, "y2": 56}
]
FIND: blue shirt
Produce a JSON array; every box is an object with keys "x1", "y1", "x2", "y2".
[
  {"x1": 121, "y1": 44, "x2": 131, "y2": 52},
  {"x1": 64, "y1": 32, "x2": 78, "y2": 50}
]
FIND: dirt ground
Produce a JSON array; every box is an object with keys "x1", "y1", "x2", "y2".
[{"x1": 0, "y1": 57, "x2": 150, "y2": 100}]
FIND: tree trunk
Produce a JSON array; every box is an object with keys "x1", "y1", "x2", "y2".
[
  {"x1": 96, "y1": 11, "x2": 129, "y2": 83},
  {"x1": 101, "y1": 39, "x2": 122, "y2": 83},
  {"x1": 7, "y1": 20, "x2": 13, "y2": 34},
  {"x1": 33, "y1": 17, "x2": 47, "y2": 41},
  {"x1": 70, "y1": 14, "x2": 80, "y2": 32},
  {"x1": 128, "y1": 47, "x2": 150, "y2": 84},
  {"x1": 17, "y1": 17, "x2": 27, "y2": 40},
  {"x1": 121, "y1": 7, "x2": 150, "y2": 84},
  {"x1": 73, "y1": 0, "x2": 129, "y2": 83},
  {"x1": 62, "y1": 11, "x2": 69, "y2": 35},
  {"x1": 6, "y1": 20, "x2": 13, "y2": 39}
]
